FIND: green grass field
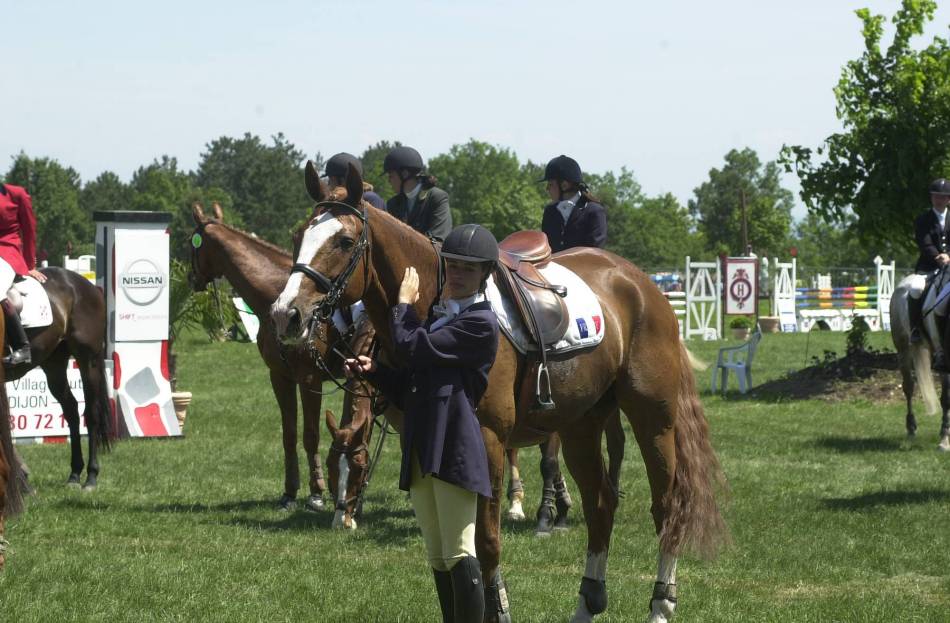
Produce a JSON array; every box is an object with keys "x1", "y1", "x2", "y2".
[{"x1": 1, "y1": 329, "x2": 949, "y2": 622}]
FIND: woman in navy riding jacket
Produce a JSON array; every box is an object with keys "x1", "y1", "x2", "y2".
[
  {"x1": 539, "y1": 154, "x2": 607, "y2": 252},
  {"x1": 345, "y1": 224, "x2": 500, "y2": 623}
]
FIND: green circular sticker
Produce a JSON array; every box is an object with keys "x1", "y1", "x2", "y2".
[{"x1": 191, "y1": 233, "x2": 203, "y2": 249}]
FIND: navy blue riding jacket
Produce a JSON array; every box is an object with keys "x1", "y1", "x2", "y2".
[
  {"x1": 541, "y1": 196, "x2": 607, "y2": 252},
  {"x1": 915, "y1": 208, "x2": 950, "y2": 273},
  {"x1": 369, "y1": 301, "x2": 499, "y2": 498}
]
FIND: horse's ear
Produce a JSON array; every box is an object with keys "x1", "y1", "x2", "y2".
[
  {"x1": 305, "y1": 160, "x2": 326, "y2": 202},
  {"x1": 325, "y1": 410, "x2": 340, "y2": 436},
  {"x1": 192, "y1": 202, "x2": 206, "y2": 225},
  {"x1": 212, "y1": 202, "x2": 224, "y2": 221},
  {"x1": 345, "y1": 162, "x2": 364, "y2": 206}
]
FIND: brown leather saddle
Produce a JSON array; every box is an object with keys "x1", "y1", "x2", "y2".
[{"x1": 495, "y1": 230, "x2": 570, "y2": 409}]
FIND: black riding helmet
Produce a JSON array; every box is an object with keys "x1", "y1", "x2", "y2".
[
  {"x1": 325, "y1": 153, "x2": 363, "y2": 179},
  {"x1": 440, "y1": 224, "x2": 499, "y2": 263},
  {"x1": 538, "y1": 155, "x2": 583, "y2": 184},
  {"x1": 930, "y1": 178, "x2": 950, "y2": 195},
  {"x1": 383, "y1": 146, "x2": 424, "y2": 174}
]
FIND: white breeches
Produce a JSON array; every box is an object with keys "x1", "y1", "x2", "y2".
[{"x1": 0, "y1": 258, "x2": 16, "y2": 301}]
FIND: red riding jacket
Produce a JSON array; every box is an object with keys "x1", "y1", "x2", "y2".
[{"x1": 0, "y1": 184, "x2": 37, "y2": 275}]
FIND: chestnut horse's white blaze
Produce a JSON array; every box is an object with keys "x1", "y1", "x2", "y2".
[
  {"x1": 332, "y1": 453, "x2": 355, "y2": 530},
  {"x1": 271, "y1": 211, "x2": 342, "y2": 337}
]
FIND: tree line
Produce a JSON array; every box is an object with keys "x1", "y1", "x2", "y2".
[{"x1": 4, "y1": 134, "x2": 913, "y2": 272}]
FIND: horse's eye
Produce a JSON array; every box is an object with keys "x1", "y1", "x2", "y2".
[{"x1": 339, "y1": 237, "x2": 355, "y2": 252}]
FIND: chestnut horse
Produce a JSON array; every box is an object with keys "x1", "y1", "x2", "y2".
[
  {"x1": 5, "y1": 268, "x2": 111, "y2": 490},
  {"x1": 272, "y1": 166, "x2": 727, "y2": 623},
  {"x1": 189, "y1": 203, "x2": 380, "y2": 513},
  {"x1": 1, "y1": 314, "x2": 29, "y2": 569}
]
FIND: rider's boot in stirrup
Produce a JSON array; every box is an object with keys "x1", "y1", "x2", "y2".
[{"x1": 1, "y1": 299, "x2": 31, "y2": 366}]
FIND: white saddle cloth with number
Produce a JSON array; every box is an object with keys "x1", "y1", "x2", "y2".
[
  {"x1": 9, "y1": 277, "x2": 54, "y2": 328},
  {"x1": 485, "y1": 261, "x2": 606, "y2": 355}
]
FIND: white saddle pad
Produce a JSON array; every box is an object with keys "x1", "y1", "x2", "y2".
[
  {"x1": 486, "y1": 261, "x2": 605, "y2": 355},
  {"x1": 12, "y1": 277, "x2": 54, "y2": 328}
]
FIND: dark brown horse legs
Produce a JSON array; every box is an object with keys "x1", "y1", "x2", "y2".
[
  {"x1": 270, "y1": 370, "x2": 301, "y2": 510},
  {"x1": 604, "y1": 409, "x2": 625, "y2": 494},
  {"x1": 299, "y1": 386, "x2": 326, "y2": 510},
  {"x1": 42, "y1": 354, "x2": 90, "y2": 487},
  {"x1": 559, "y1": 413, "x2": 617, "y2": 623},
  {"x1": 476, "y1": 426, "x2": 511, "y2": 623}
]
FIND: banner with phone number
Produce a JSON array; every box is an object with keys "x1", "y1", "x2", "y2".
[{"x1": 8, "y1": 362, "x2": 89, "y2": 438}]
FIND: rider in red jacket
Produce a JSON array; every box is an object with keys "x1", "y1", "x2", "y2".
[{"x1": 0, "y1": 183, "x2": 44, "y2": 365}]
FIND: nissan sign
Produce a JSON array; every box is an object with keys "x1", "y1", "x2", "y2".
[{"x1": 120, "y1": 259, "x2": 166, "y2": 306}]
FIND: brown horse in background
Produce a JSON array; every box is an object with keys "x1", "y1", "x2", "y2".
[
  {"x1": 189, "y1": 203, "x2": 379, "y2": 514},
  {"x1": 272, "y1": 165, "x2": 728, "y2": 623},
  {"x1": 1, "y1": 313, "x2": 29, "y2": 569}
]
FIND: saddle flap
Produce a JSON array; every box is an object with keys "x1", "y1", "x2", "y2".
[{"x1": 514, "y1": 264, "x2": 570, "y2": 345}]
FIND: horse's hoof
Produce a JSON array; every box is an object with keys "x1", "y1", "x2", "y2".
[
  {"x1": 304, "y1": 495, "x2": 325, "y2": 512},
  {"x1": 277, "y1": 495, "x2": 296, "y2": 512},
  {"x1": 81, "y1": 483, "x2": 97, "y2": 493},
  {"x1": 506, "y1": 509, "x2": 526, "y2": 522},
  {"x1": 66, "y1": 480, "x2": 81, "y2": 490},
  {"x1": 937, "y1": 436, "x2": 950, "y2": 452}
]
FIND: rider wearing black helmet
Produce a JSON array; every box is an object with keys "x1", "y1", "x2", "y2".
[
  {"x1": 324, "y1": 152, "x2": 385, "y2": 211},
  {"x1": 910, "y1": 178, "x2": 950, "y2": 366},
  {"x1": 344, "y1": 224, "x2": 502, "y2": 623},
  {"x1": 539, "y1": 155, "x2": 607, "y2": 252},
  {"x1": 383, "y1": 146, "x2": 452, "y2": 242}
]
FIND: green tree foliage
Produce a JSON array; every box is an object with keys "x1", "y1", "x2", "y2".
[
  {"x1": 80, "y1": 171, "x2": 133, "y2": 217},
  {"x1": 4, "y1": 152, "x2": 90, "y2": 262},
  {"x1": 619, "y1": 193, "x2": 706, "y2": 269},
  {"x1": 360, "y1": 140, "x2": 400, "y2": 203},
  {"x1": 428, "y1": 140, "x2": 543, "y2": 238},
  {"x1": 689, "y1": 148, "x2": 793, "y2": 257},
  {"x1": 195, "y1": 133, "x2": 310, "y2": 246},
  {"x1": 130, "y1": 156, "x2": 231, "y2": 260},
  {"x1": 793, "y1": 211, "x2": 915, "y2": 267},
  {"x1": 782, "y1": 0, "x2": 950, "y2": 248}
]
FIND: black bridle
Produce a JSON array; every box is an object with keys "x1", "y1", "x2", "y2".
[
  {"x1": 292, "y1": 201, "x2": 370, "y2": 328},
  {"x1": 288, "y1": 201, "x2": 373, "y2": 393}
]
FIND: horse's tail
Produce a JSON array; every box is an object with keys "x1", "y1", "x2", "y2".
[
  {"x1": 91, "y1": 362, "x2": 114, "y2": 452},
  {"x1": 660, "y1": 341, "x2": 730, "y2": 559},
  {"x1": 684, "y1": 346, "x2": 708, "y2": 372},
  {"x1": 0, "y1": 380, "x2": 27, "y2": 518},
  {"x1": 892, "y1": 281, "x2": 939, "y2": 416}
]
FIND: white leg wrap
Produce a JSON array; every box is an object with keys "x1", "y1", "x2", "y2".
[
  {"x1": 506, "y1": 498, "x2": 525, "y2": 521},
  {"x1": 585, "y1": 550, "x2": 608, "y2": 581},
  {"x1": 645, "y1": 551, "x2": 678, "y2": 623}
]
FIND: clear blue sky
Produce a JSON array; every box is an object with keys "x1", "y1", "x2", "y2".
[{"x1": 5, "y1": 1, "x2": 950, "y2": 219}]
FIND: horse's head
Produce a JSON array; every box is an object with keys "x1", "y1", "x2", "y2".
[
  {"x1": 324, "y1": 409, "x2": 368, "y2": 530},
  {"x1": 271, "y1": 160, "x2": 369, "y2": 343},
  {"x1": 189, "y1": 202, "x2": 225, "y2": 292}
]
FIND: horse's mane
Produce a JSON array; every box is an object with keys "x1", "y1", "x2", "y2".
[{"x1": 212, "y1": 221, "x2": 292, "y2": 258}]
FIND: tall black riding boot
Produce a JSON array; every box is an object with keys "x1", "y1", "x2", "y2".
[
  {"x1": 1, "y1": 299, "x2": 31, "y2": 366},
  {"x1": 449, "y1": 556, "x2": 484, "y2": 623},
  {"x1": 433, "y1": 568, "x2": 455, "y2": 623}
]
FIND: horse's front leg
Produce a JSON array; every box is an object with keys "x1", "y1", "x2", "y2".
[
  {"x1": 299, "y1": 383, "x2": 326, "y2": 511},
  {"x1": 477, "y1": 426, "x2": 512, "y2": 623},
  {"x1": 269, "y1": 370, "x2": 299, "y2": 510},
  {"x1": 505, "y1": 448, "x2": 525, "y2": 521}
]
